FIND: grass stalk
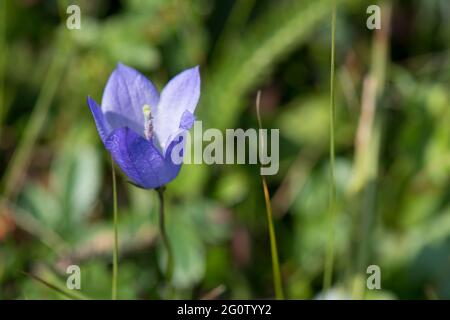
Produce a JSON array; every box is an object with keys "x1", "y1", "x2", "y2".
[
  {"x1": 256, "y1": 91, "x2": 284, "y2": 300},
  {"x1": 1, "y1": 29, "x2": 71, "y2": 202},
  {"x1": 323, "y1": 0, "x2": 337, "y2": 292},
  {"x1": 0, "y1": 0, "x2": 6, "y2": 141},
  {"x1": 24, "y1": 272, "x2": 87, "y2": 300},
  {"x1": 351, "y1": 1, "x2": 392, "y2": 299}
]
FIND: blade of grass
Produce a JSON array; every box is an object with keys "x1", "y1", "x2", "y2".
[
  {"x1": 111, "y1": 159, "x2": 119, "y2": 300},
  {"x1": 200, "y1": 285, "x2": 226, "y2": 300},
  {"x1": 323, "y1": 0, "x2": 337, "y2": 293},
  {"x1": 1, "y1": 28, "x2": 72, "y2": 202},
  {"x1": 256, "y1": 91, "x2": 284, "y2": 300},
  {"x1": 211, "y1": 0, "x2": 256, "y2": 61},
  {"x1": 205, "y1": 0, "x2": 356, "y2": 130},
  {"x1": 3, "y1": 199, "x2": 69, "y2": 254},
  {"x1": 351, "y1": 1, "x2": 392, "y2": 299},
  {"x1": 23, "y1": 272, "x2": 86, "y2": 300},
  {"x1": 0, "y1": 0, "x2": 7, "y2": 141}
]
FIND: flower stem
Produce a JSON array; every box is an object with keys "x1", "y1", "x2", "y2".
[
  {"x1": 111, "y1": 159, "x2": 119, "y2": 300},
  {"x1": 256, "y1": 91, "x2": 284, "y2": 300},
  {"x1": 157, "y1": 187, "x2": 173, "y2": 282},
  {"x1": 323, "y1": 0, "x2": 337, "y2": 293}
]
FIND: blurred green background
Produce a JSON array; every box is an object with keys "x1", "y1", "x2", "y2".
[{"x1": 0, "y1": 0, "x2": 449, "y2": 299}]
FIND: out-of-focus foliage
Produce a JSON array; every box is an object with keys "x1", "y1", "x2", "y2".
[{"x1": 0, "y1": 0, "x2": 449, "y2": 299}]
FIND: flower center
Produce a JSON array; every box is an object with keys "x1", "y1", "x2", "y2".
[{"x1": 143, "y1": 104, "x2": 153, "y2": 140}]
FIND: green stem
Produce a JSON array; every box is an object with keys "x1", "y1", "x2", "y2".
[
  {"x1": 352, "y1": 1, "x2": 392, "y2": 299},
  {"x1": 256, "y1": 91, "x2": 284, "y2": 300},
  {"x1": 24, "y1": 272, "x2": 87, "y2": 300},
  {"x1": 323, "y1": 0, "x2": 337, "y2": 292},
  {"x1": 0, "y1": 0, "x2": 6, "y2": 142},
  {"x1": 157, "y1": 187, "x2": 173, "y2": 282},
  {"x1": 111, "y1": 159, "x2": 119, "y2": 300},
  {"x1": 262, "y1": 177, "x2": 284, "y2": 299}
]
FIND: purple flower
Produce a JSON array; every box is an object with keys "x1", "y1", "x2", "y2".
[{"x1": 87, "y1": 63, "x2": 200, "y2": 189}]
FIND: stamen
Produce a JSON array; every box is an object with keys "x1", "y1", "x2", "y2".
[{"x1": 143, "y1": 104, "x2": 153, "y2": 140}]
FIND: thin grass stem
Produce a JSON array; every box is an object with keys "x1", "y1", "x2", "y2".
[
  {"x1": 0, "y1": 0, "x2": 6, "y2": 142},
  {"x1": 1, "y1": 29, "x2": 71, "y2": 202},
  {"x1": 24, "y1": 272, "x2": 87, "y2": 300},
  {"x1": 256, "y1": 91, "x2": 284, "y2": 300},
  {"x1": 323, "y1": 0, "x2": 337, "y2": 293}
]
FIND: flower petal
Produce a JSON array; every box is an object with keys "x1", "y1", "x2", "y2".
[
  {"x1": 179, "y1": 110, "x2": 196, "y2": 130},
  {"x1": 87, "y1": 96, "x2": 111, "y2": 143},
  {"x1": 105, "y1": 127, "x2": 180, "y2": 189},
  {"x1": 153, "y1": 66, "x2": 200, "y2": 152},
  {"x1": 101, "y1": 63, "x2": 160, "y2": 136}
]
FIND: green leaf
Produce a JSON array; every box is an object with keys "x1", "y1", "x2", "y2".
[
  {"x1": 21, "y1": 183, "x2": 61, "y2": 229},
  {"x1": 162, "y1": 214, "x2": 206, "y2": 289},
  {"x1": 52, "y1": 145, "x2": 101, "y2": 224}
]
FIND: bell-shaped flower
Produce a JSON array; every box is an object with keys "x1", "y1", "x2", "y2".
[{"x1": 87, "y1": 63, "x2": 200, "y2": 189}]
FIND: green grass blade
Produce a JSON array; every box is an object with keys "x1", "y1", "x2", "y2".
[
  {"x1": 256, "y1": 91, "x2": 285, "y2": 300},
  {"x1": 0, "y1": 0, "x2": 6, "y2": 142},
  {"x1": 24, "y1": 272, "x2": 87, "y2": 300},
  {"x1": 323, "y1": 0, "x2": 337, "y2": 293},
  {"x1": 204, "y1": 0, "x2": 354, "y2": 130},
  {"x1": 111, "y1": 159, "x2": 119, "y2": 300},
  {"x1": 1, "y1": 29, "x2": 72, "y2": 201}
]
